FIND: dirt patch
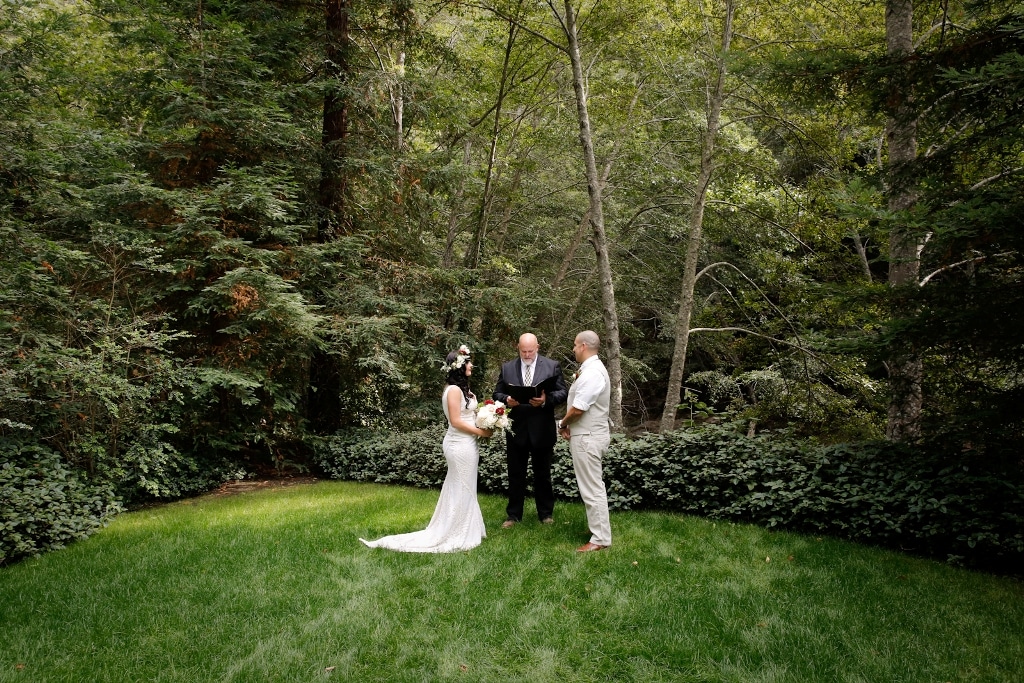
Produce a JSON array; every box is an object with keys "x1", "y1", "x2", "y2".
[{"x1": 208, "y1": 475, "x2": 320, "y2": 496}]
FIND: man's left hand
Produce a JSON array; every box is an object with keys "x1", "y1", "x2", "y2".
[{"x1": 529, "y1": 390, "x2": 546, "y2": 407}]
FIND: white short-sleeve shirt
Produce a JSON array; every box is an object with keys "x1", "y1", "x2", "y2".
[{"x1": 570, "y1": 356, "x2": 608, "y2": 411}]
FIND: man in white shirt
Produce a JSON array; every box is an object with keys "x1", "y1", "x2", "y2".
[{"x1": 557, "y1": 330, "x2": 612, "y2": 552}]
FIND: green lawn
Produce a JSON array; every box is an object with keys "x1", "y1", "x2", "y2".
[{"x1": 1, "y1": 481, "x2": 1022, "y2": 682}]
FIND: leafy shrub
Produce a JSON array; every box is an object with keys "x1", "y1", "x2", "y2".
[
  {"x1": 1, "y1": 440, "x2": 123, "y2": 565},
  {"x1": 313, "y1": 426, "x2": 571, "y2": 498},
  {"x1": 314, "y1": 423, "x2": 1023, "y2": 570},
  {"x1": 611, "y1": 428, "x2": 1023, "y2": 569},
  {"x1": 111, "y1": 439, "x2": 250, "y2": 505}
]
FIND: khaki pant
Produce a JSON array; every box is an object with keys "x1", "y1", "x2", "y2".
[{"x1": 570, "y1": 433, "x2": 611, "y2": 546}]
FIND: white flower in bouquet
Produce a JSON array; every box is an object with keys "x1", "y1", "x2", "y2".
[{"x1": 476, "y1": 399, "x2": 512, "y2": 435}]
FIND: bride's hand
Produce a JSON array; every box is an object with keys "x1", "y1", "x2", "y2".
[{"x1": 479, "y1": 428, "x2": 494, "y2": 438}]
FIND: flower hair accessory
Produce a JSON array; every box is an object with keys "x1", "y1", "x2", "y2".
[{"x1": 442, "y1": 344, "x2": 472, "y2": 373}]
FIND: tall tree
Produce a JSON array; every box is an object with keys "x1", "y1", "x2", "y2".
[
  {"x1": 884, "y1": 0, "x2": 922, "y2": 441},
  {"x1": 551, "y1": 0, "x2": 624, "y2": 428},
  {"x1": 319, "y1": 0, "x2": 354, "y2": 236},
  {"x1": 660, "y1": 0, "x2": 735, "y2": 433},
  {"x1": 884, "y1": 0, "x2": 1024, "y2": 454}
]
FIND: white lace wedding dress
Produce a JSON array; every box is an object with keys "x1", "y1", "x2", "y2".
[{"x1": 359, "y1": 385, "x2": 486, "y2": 553}]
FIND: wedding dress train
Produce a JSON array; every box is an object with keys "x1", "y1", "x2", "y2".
[{"x1": 359, "y1": 385, "x2": 486, "y2": 553}]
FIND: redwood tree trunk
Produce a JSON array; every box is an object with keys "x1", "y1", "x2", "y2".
[
  {"x1": 562, "y1": 0, "x2": 624, "y2": 428},
  {"x1": 318, "y1": 0, "x2": 351, "y2": 236},
  {"x1": 884, "y1": 0, "x2": 923, "y2": 441},
  {"x1": 660, "y1": 0, "x2": 734, "y2": 433},
  {"x1": 309, "y1": 0, "x2": 352, "y2": 432}
]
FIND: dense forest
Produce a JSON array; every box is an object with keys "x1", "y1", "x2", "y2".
[{"x1": 2, "y1": 0, "x2": 1022, "y2": 557}]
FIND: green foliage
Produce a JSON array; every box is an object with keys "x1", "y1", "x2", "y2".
[
  {"x1": 755, "y1": 1, "x2": 1024, "y2": 454},
  {"x1": 3, "y1": 0, "x2": 1023, "y2": 569},
  {"x1": 0, "y1": 440, "x2": 123, "y2": 565},
  {"x1": 685, "y1": 367, "x2": 883, "y2": 441},
  {"x1": 614, "y1": 428, "x2": 1022, "y2": 568},
  {"x1": 0, "y1": 0, "x2": 320, "y2": 508},
  {"x1": 315, "y1": 423, "x2": 1023, "y2": 570},
  {"x1": 895, "y1": 11, "x2": 1024, "y2": 452}
]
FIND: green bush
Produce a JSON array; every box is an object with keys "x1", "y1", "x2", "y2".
[
  {"x1": 611, "y1": 429, "x2": 1023, "y2": 568},
  {"x1": 314, "y1": 423, "x2": 1023, "y2": 570},
  {"x1": 0, "y1": 440, "x2": 123, "y2": 565},
  {"x1": 313, "y1": 426, "x2": 569, "y2": 498}
]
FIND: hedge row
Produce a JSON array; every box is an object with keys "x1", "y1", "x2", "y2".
[
  {"x1": 313, "y1": 423, "x2": 1024, "y2": 570},
  {"x1": 1, "y1": 440, "x2": 123, "y2": 565}
]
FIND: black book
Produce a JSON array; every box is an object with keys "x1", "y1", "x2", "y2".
[{"x1": 504, "y1": 375, "x2": 558, "y2": 404}]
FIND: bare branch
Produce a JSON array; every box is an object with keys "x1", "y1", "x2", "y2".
[
  {"x1": 688, "y1": 327, "x2": 821, "y2": 357},
  {"x1": 466, "y1": 1, "x2": 568, "y2": 53},
  {"x1": 705, "y1": 199, "x2": 814, "y2": 253},
  {"x1": 693, "y1": 261, "x2": 812, "y2": 381},
  {"x1": 970, "y1": 168, "x2": 1023, "y2": 191},
  {"x1": 919, "y1": 251, "x2": 1015, "y2": 286},
  {"x1": 543, "y1": 0, "x2": 568, "y2": 36}
]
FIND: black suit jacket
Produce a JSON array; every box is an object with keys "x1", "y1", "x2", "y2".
[{"x1": 493, "y1": 355, "x2": 569, "y2": 449}]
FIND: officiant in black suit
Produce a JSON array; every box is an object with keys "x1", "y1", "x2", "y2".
[{"x1": 493, "y1": 333, "x2": 569, "y2": 528}]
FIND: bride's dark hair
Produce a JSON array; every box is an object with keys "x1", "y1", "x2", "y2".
[{"x1": 445, "y1": 350, "x2": 474, "y2": 408}]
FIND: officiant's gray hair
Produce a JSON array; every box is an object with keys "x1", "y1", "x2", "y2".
[{"x1": 578, "y1": 330, "x2": 600, "y2": 350}]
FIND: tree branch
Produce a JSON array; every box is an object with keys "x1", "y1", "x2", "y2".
[
  {"x1": 467, "y1": 1, "x2": 568, "y2": 53},
  {"x1": 919, "y1": 252, "x2": 1015, "y2": 286},
  {"x1": 693, "y1": 260, "x2": 814, "y2": 382},
  {"x1": 705, "y1": 199, "x2": 814, "y2": 252},
  {"x1": 970, "y1": 167, "x2": 1023, "y2": 191},
  {"x1": 688, "y1": 327, "x2": 821, "y2": 357}
]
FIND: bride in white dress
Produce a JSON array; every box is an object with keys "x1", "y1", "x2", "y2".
[{"x1": 360, "y1": 346, "x2": 492, "y2": 553}]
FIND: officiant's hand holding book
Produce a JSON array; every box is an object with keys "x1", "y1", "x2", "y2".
[{"x1": 504, "y1": 375, "x2": 559, "y2": 405}]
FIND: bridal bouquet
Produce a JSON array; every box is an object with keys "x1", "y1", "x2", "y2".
[{"x1": 476, "y1": 399, "x2": 512, "y2": 435}]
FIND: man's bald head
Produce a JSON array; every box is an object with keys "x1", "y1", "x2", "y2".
[
  {"x1": 518, "y1": 333, "x2": 539, "y2": 363},
  {"x1": 573, "y1": 330, "x2": 600, "y2": 362},
  {"x1": 577, "y1": 330, "x2": 600, "y2": 350}
]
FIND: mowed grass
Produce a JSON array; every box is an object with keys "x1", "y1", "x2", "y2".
[{"x1": 1, "y1": 481, "x2": 1022, "y2": 682}]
